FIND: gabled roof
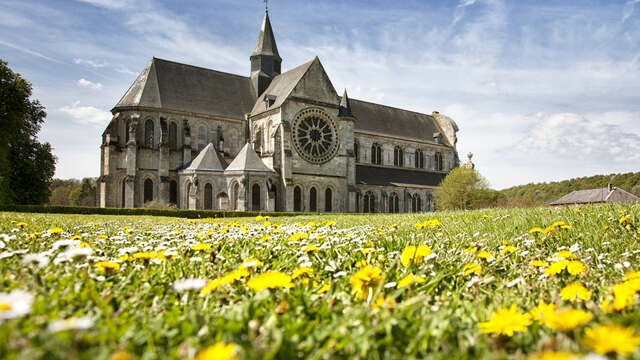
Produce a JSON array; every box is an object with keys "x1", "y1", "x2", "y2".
[
  {"x1": 251, "y1": 11, "x2": 281, "y2": 61},
  {"x1": 225, "y1": 143, "x2": 274, "y2": 173},
  {"x1": 549, "y1": 187, "x2": 640, "y2": 205},
  {"x1": 250, "y1": 58, "x2": 316, "y2": 115},
  {"x1": 114, "y1": 58, "x2": 256, "y2": 120},
  {"x1": 356, "y1": 165, "x2": 446, "y2": 188},
  {"x1": 184, "y1": 143, "x2": 226, "y2": 172},
  {"x1": 350, "y1": 98, "x2": 448, "y2": 146}
]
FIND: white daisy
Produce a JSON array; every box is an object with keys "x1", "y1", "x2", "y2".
[{"x1": 0, "y1": 290, "x2": 34, "y2": 320}]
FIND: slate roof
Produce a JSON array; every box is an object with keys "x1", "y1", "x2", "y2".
[
  {"x1": 252, "y1": 11, "x2": 281, "y2": 61},
  {"x1": 225, "y1": 143, "x2": 274, "y2": 173},
  {"x1": 356, "y1": 165, "x2": 446, "y2": 187},
  {"x1": 114, "y1": 58, "x2": 256, "y2": 119},
  {"x1": 251, "y1": 58, "x2": 316, "y2": 114},
  {"x1": 549, "y1": 187, "x2": 640, "y2": 205},
  {"x1": 183, "y1": 143, "x2": 226, "y2": 172},
  {"x1": 349, "y1": 99, "x2": 447, "y2": 145}
]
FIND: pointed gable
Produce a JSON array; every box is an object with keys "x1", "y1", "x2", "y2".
[
  {"x1": 185, "y1": 143, "x2": 226, "y2": 172},
  {"x1": 115, "y1": 58, "x2": 162, "y2": 108},
  {"x1": 250, "y1": 58, "x2": 315, "y2": 114},
  {"x1": 225, "y1": 143, "x2": 274, "y2": 173},
  {"x1": 289, "y1": 57, "x2": 338, "y2": 105}
]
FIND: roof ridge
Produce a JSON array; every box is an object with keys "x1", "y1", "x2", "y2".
[
  {"x1": 350, "y1": 97, "x2": 434, "y2": 118},
  {"x1": 152, "y1": 57, "x2": 250, "y2": 80}
]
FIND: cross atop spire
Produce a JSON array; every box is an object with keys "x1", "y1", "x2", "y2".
[{"x1": 264, "y1": 0, "x2": 268, "y2": 12}]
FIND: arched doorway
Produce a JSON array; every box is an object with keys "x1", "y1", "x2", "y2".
[
  {"x1": 252, "y1": 184, "x2": 261, "y2": 211},
  {"x1": 204, "y1": 183, "x2": 213, "y2": 210},
  {"x1": 325, "y1": 188, "x2": 332, "y2": 212},
  {"x1": 294, "y1": 186, "x2": 302, "y2": 212},
  {"x1": 169, "y1": 180, "x2": 177, "y2": 205},
  {"x1": 143, "y1": 179, "x2": 153, "y2": 203}
]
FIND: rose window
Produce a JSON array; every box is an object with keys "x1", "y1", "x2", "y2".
[{"x1": 291, "y1": 107, "x2": 339, "y2": 164}]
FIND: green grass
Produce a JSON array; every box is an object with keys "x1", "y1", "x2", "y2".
[{"x1": 0, "y1": 204, "x2": 639, "y2": 359}]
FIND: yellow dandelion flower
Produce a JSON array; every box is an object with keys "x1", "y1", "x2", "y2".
[
  {"x1": 527, "y1": 351, "x2": 579, "y2": 360},
  {"x1": 478, "y1": 304, "x2": 532, "y2": 336},
  {"x1": 400, "y1": 245, "x2": 432, "y2": 266},
  {"x1": 48, "y1": 226, "x2": 63, "y2": 235},
  {"x1": 108, "y1": 350, "x2": 133, "y2": 360},
  {"x1": 566, "y1": 261, "x2": 585, "y2": 275},
  {"x1": 301, "y1": 244, "x2": 319, "y2": 252},
  {"x1": 543, "y1": 226, "x2": 555, "y2": 236},
  {"x1": 464, "y1": 247, "x2": 478, "y2": 254},
  {"x1": 291, "y1": 267, "x2": 313, "y2": 279},
  {"x1": 619, "y1": 215, "x2": 631, "y2": 224},
  {"x1": 247, "y1": 271, "x2": 293, "y2": 292},
  {"x1": 623, "y1": 271, "x2": 640, "y2": 282},
  {"x1": 371, "y1": 295, "x2": 396, "y2": 310},
  {"x1": 194, "y1": 342, "x2": 238, "y2": 360},
  {"x1": 530, "y1": 260, "x2": 548, "y2": 267},
  {"x1": 70, "y1": 235, "x2": 82, "y2": 240},
  {"x1": 97, "y1": 235, "x2": 108, "y2": 240},
  {"x1": 559, "y1": 282, "x2": 591, "y2": 302},
  {"x1": 544, "y1": 260, "x2": 569, "y2": 275},
  {"x1": 132, "y1": 252, "x2": 158, "y2": 260},
  {"x1": 94, "y1": 261, "x2": 120, "y2": 271},
  {"x1": 355, "y1": 260, "x2": 368, "y2": 268},
  {"x1": 555, "y1": 250, "x2": 574, "y2": 259},
  {"x1": 77, "y1": 242, "x2": 91, "y2": 248},
  {"x1": 397, "y1": 274, "x2": 415, "y2": 288},
  {"x1": 287, "y1": 233, "x2": 308, "y2": 242},
  {"x1": 462, "y1": 262, "x2": 481, "y2": 276},
  {"x1": 501, "y1": 245, "x2": 516, "y2": 254},
  {"x1": 544, "y1": 309, "x2": 592, "y2": 331},
  {"x1": 476, "y1": 250, "x2": 493, "y2": 260},
  {"x1": 551, "y1": 221, "x2": 567, "y2": 228},
  {"x1": 583, "y1": 324, "x2": 640, "y2": 355},
  {"x1": 350, "y1": 266, "x2": 383, "y2": 300},
  {"x1": 15, "y1": 222, "x2": 28, "y2": 228},
  {"x1": 199, "y1": 278, "x2": 223, "y2": 296},
  {"x1": 529, "y1": 300, "x2": 557, "y2": 323},
  {"x1": 530, "y1": 227, "x2": 544, "y2": 234},
  {"x1": 481, "y1": 214, "x2": 489, "y2": 219},
  {"x1": 316, "y1": 283, "x2": 331, "y2": 294},
  {"x1": 192, "y1": 243, "x2": 211, "y2": 251}
]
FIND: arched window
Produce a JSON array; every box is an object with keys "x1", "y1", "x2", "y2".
[
  {"x1": 309, "y1": 187, "x2": 317, "y2": 212},
  {"x1": 294, "y1": 186, "x2": 302, "y2": 212},
  {"x1": 144, "y1": 178, "x2": 153, "y2": 203},
  {"x1": 252, "y1": 184, "x2": 261, "y2": 211},
  {"x1": 435, "y1": 152, "x2": 443, "y2": 171},
  {"x1": 415, "y1": 149, "x2": 424, "y2": 168},
  {"x1": 169, "y1": 180, "x2": 177, "y2": 205},
  {"x1": 124, "y1": 119, "x2": 131, "y2": 144},
  {"x1": 186, "y1": 182, "x2": 192, "y2": 207},
  {"x1": 169, "y1": 122, "x2": 177, "y2": 150},
  {"x1": 325, "y1": 188, "x2": 332, "y2": 212},
  {"x1": 232, "y1": 183, "x2": 239, "y2": 210},
  {"x1": 198, "y1": 125, "x2": 206, "y2": 152},
  {"x1": 363, "y1": 192, "x2": 375, "y2": 213},
  {"x1": 254, "y1": 129, "x2": 262, "y2": 155},
  {"x1": 145, "y1": 119, "x2": 154, "y2": 148},
  {"x1": 121, "y1": 179, "x2": 126, "y2": 207},
  {"x1": 411, "y1": 194, "x2": 422, "y2": 213},
  {"x1": 204, "y1": 183, "x2": 213, "y2": 210},
  {"x1": 354, "y1": 141, "x2": 359, "y2": 162},
  {"x1": 371, "y1": 143, "x2": 382, "y2": 165},
  {"x1": 394, "y1": 146, "x2": 404, "y2": 167},
  {"x1": 389, "y1": 193, "x2": 399, "y2": 213}
]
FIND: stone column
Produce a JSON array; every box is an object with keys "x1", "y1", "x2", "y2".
[{"x1": 182, "y1": 119, "x2": 192, "y2": 167}]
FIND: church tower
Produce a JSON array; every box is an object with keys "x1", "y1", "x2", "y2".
[{"x1": 250, "y1": 10, "x2": 282, "y2": 97}]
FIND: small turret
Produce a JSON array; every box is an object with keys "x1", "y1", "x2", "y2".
[
  {"x1": 250, "y1": 10, "x2": 282, "y2": 97},
  {"x1": 338, "y1": 89, "x2": 354, "y2": 118}
]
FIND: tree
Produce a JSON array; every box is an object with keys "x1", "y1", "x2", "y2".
[
  {"x1": 0, "y1": 60, "x2": 56, "y2": 204},
  {"x1": 434, "y1": 167, "x2": 491, "y2": 210}
]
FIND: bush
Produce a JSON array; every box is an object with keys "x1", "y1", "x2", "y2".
[{"x1": 434, "y1": 167, "x2": 491, "y2": 210}]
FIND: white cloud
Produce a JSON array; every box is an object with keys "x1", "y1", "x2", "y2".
[
  {"x1": 73, "y1": 58, "x2": 107, "y2": 68},
  {"x1": 623, "y1": 0, "x2": 640, "y2": 22},
  {"x1": 0, "y1": 40, "x2": 62, "y2": 64},
  {"x1": 76, "y1": 78, "x2": 103, "y2": 90},
  {"x1": 59, "y1": 101, "x2": 111, "y2": 126},
  {"x1": 75, "y1": 0, "x2": 134, "y2": 9}
]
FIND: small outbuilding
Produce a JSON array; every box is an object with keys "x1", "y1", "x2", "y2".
[{"x1": 549, "y1": 185, "x2": 640, "y2": 206}]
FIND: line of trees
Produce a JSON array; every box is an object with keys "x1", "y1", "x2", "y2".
[{"x1": 49, "y1": 178, "x2": 97, "y2": 206}]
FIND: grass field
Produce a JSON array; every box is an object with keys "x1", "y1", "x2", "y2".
[{"x1": 1, "y1": 204, "x2": 640, "y2": 359}]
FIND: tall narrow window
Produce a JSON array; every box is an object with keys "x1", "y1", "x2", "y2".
[
  {"x1": 371, "y1": 143, "x2": 382, "y2": 165},
  {"x1": 121, "y1": 180, "x2": 126, "y2": 207},
  {"x1": 144, "y1": 179, "x2": 153, "y2": 203},
  {"x1": 389, "y1": 193, "x2": 399, "y2": 213},
  {"x1": 294, "y1": 186, "x2": 302, "y2": 212},
  {"x1": 356, "y1": 192, "x2": 361, "y2": 213},
  {"x1": 354, "y1": 141, "x2": 359, "y2": 162},
  {"x1": 415, "y1": 149, "x2": 424, "y2": 168},
  {"x1": 232, "y1": 183, "x2": 239, "y2": 210},
  {"x1": 169, "y1": 122, "x2": 177, "y2": 150},
  {"x1": 363, "y1": 192, "x2": 375, "y2": 213},
  {"x1": 252, "y1": 184, "x2": 260, "y2": 211},
  {"x1": 124, "y1": 119, "x2": 131, "y2": 144},
  {"x1": 394, "y1": 146, "x2": 404, "y2": 167},
  {"x1": 204, "y1": 183, "x2": 213, "y2": 210},
  {"x1": 309, "y1": 187, "x2": 317, "y2": 212},
  {"x1": 325, "y1": 188, "x2": 332, "y2": 212},
  {"x1": 169, "y1": 180, "x2": 177, "y2": 205},
  {"x1": 254, "y1": 129, "x2": 262, "y2": 154},
  {"x1": 198, "y1": 126, "x2": 206, "y2": 152},
  {"x1": 435, "y1": 152, "x2": 443, "y2": 171},
  {"x1": 145, "y1": 119, "x2": 154, "y2": 148}
]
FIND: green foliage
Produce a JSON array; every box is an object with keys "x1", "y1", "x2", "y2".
[
  {"x1": 49, "y1": 178, "x2": 96, "y2": 206},
  {"x1": 499, "y1": 171, "x2": 640, "y2": 206},
  {"x1": 0, "y1": 60, "x2": 56, "y2": 205},
  {"x1": 434, "y1": 167, "x2": 491, "y2": 210}
]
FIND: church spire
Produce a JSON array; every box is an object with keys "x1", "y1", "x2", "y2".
[
  {"x1": 250, "y1": 9, "x2": 282, "y2": 97},
  {"x1": 339, "y1": 89, "x2": 353, "y2": 117}
]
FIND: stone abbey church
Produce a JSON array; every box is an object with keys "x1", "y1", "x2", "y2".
[{"x1": 99, "y1": 10, "x2": 460, "y2": 213}]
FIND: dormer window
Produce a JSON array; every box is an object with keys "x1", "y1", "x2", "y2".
[
  {"x1": 433, "y1": 132, "x2": 443, "y2": 144},
  {"x1": 264, "y1": 94, "x2": 276, "y2": 108}
]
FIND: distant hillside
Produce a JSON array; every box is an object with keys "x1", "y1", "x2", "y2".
[{"x1": 497, "y1": 171, "x2": 640, "y2": 207}]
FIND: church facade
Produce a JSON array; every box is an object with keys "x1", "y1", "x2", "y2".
[{"x1": 98, "y1": 10, "x2": 460, "y2": 213}]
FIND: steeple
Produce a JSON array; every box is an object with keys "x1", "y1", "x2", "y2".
[
  {"x1": 250, "y1": 10, "x2": 282, "y2": 97},
  {"x1": 339, "y1": 89, "x2": 354, "y2": 117}
]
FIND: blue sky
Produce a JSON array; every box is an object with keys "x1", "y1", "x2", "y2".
[{"x1": 1, "y1": 0, "x2": 639, "y2": 189}]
